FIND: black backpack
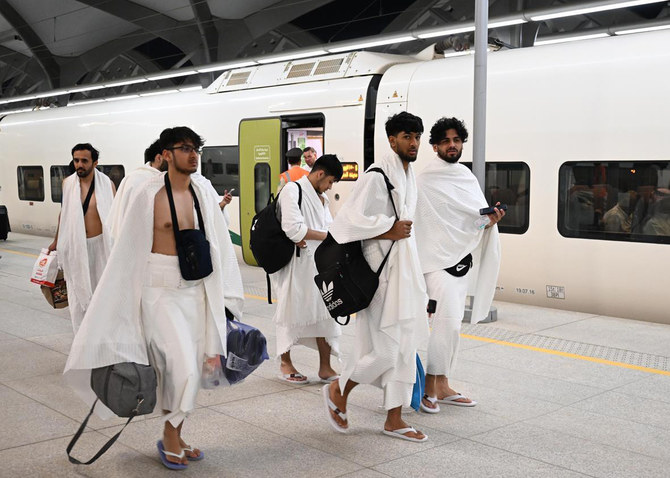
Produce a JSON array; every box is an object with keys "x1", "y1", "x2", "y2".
[
  {"x1": 249, "y1": 182, "x2": 302, "y2": 302},
  {"x1": 313, "y1": 168, "x2": 398, "y2": 325}
]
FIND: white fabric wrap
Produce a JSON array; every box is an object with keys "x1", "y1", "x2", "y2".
[
  {"x1": 270, "y1": 176, "x2": 341, "y2": 355},
  {"x1": 329, "y1": 153, "x2": 429, "y2": 400},
  {"x1": 107, "y1": 164, "x2": 159, "y2": 243},
  {"x1": 57, "y1": 170, "x2": 113, "y2": 326},
  {"x1": 64, "y1": 172, "x2": 242, "y2": 420},
  {"x1": 414, "y1": 156, "x2": 501, "y2": 324}
]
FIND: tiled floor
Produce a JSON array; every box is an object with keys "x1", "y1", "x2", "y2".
[{"x1": 1, "y1": 233, "x2": 669, "y2": 477}]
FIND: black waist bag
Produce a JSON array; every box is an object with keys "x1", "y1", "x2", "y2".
[
  {"x1": 165, "y1": 174, "x2": 213, "y2": 280},
  {"x1": 445, "y1": 253, "x2": 473, "y2": 277},
  {"x1": 250, "y1": 182, "x2": 302, "y2": 274},
  {"x1": 313, "y1": 168, "x2": 397, "y2": 325},
  {"x1": 67, "y1": 363, "x2": 157, "y2": 465}
]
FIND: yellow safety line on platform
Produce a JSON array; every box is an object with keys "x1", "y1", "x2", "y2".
[
  {"x1": 461, "y1": 333, "x2": 670, "y2": 377},
  {"x1": 0, "y1": 248, "x2": 39, "y2": 258},
  {"x1": 5, "y1": 245, "x2": 668, "y2": 376}
]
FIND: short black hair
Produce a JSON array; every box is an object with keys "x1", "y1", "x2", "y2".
[
  {"x1": 303, "y1": 146, "x2": 316, "y2": 154},
  {"x1": 311, "y1": 154, "x2": 343, "y2": 181},
  {"x1": 429, "y1": 117, "x2": 469, "y2": 145},
  {"x1": 385, "y1": 111, "x2": 424, "y2": 137},
  {"x1": 71, "y1": 143, "x2": 99, "y2": 162},
  {"x1": 159, "y1": 126, "x2": 204, "y2": 151},
  {"x1": 144, "y1": 139, "x2": 162, "y2": 164},
  {"x1": 286, "y1": 147, "x2": 303, "y2": 165}
]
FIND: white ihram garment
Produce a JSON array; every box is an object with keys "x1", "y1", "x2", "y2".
[
  {"x1": 64, "y1": 173, "x2": 241, "y2": 425},
  {"x1": 270, "y1": 176, "x2": 340, "y2": 357},
  {"x1": 414, "y1": 156, "x2": 501, "y2": 376},
  {"x1": 107, "y1": 164, "x2": 159, "y2": 243},
  {"x1": 329, "y1": 153, "x2": 429, "y2": 410},
  {"x1": 58, "y1": 170, "x2": 113, "y2": 333}
]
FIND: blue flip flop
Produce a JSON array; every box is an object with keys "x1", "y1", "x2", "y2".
[
  {"x1": 157, "y1": 440, "x2": 187, "y2": 470},
  {"x1": 183, "y1": 445, "x2": 204, "y2": 461}
]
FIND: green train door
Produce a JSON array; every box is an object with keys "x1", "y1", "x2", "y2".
[{"x1": 239, "y1": 118, "x2": 282, "y2": 265}]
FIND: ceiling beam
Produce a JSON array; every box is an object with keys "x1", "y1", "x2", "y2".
[
  {"x1": 0, "y1": 0, "x2": 60, "y2": 88},
  {"x1": 189, "y1": 0, "x2": 219, "y2": 63}
]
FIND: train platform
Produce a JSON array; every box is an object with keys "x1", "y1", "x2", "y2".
[{"x1": 1, "y1": 232, "x2": 669, "y2": 478}]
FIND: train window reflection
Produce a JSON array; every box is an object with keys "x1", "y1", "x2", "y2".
[
  {"x1": 17, "y1": 166, "x2": 44, "y2": 202},
  {"x1": 463, "y1": 162, "x2": 529, "y2": 234},
  {"x1": 254, "y1": 163, "x2": 271, "y2": 213},
  {"x1": 559, "y1": 161, "x2": 670, "y2": 244},
  {"x1": 201, "y1": 146, "x2": 239, "y2": 196},
  {"x1": 97, "y1": 165, "x2": 125, "y2": 189},
  {"x1": 50, "y1": 166, "x2": 71, "y2": 203}
]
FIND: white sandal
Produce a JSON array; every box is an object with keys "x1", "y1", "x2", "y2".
[
  {"x1": 382, "y1": 426, "x2": 428, "y2": 443},
  {"x1": 419, "y1": 394, "x2": 440, "y2": 414},
  {"x1": 322, "y1": 384, "x2": 348, "y2": 434}
]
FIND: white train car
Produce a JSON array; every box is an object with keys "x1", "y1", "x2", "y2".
[{"x1": 0, "y1": 29, "x2": 668, "y2": 324}]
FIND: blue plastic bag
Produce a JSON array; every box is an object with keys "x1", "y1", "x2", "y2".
[
  {"x1": 219, "y1": 311, "x2": 270, "y2": 386},
  {"x1": 410, "y1": 354, "x2": 425, "y2": 411}
]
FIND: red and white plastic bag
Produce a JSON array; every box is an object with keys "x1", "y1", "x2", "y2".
[{"x1": 30, "y1": 249, "x2": 59, "y2": 287}]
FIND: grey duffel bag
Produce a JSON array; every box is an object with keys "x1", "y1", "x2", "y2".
[{"x1": 67, "y1": 362, "x2": 157, "y2": 465}]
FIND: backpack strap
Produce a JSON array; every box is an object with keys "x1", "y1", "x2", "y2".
[
  {"x1": 367, "y1": 167, "x2": 399, "y2": 276},
  {"x1": 81, "y1": 176, "x2": 95, "y2": 216}
]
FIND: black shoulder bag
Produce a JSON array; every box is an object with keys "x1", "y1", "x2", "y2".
[
  {"x1": 165, "y1": 174, "x2": 213, "y2": 280},
  {"x1": 81, "y1": 176, "x2": 95, "y2": 215},
  {"x1": 313, "y1": 167, "x2": 398, "y2": 325}
]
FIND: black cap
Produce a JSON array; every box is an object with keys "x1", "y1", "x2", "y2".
[{"x1": 286, "y1": 147, "x2": 303, "y2": 159}]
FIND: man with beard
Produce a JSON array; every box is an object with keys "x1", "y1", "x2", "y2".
[
  {"x1": 323, "y1": 112, "x2": 430, "y2": 442},
  {"x1": 271, "y1": 154, "x2": 343, "y2": 383},
  {"x1": 107, "y1": 138, "x2": 165, "y2": 242},
  {"x1": 48, "y1": 143, "x2": 115, "y2": 333},
  {"x1": 65, "y1": 126, "x2": 244, "y2": 470},
  {"x1": 414, "y1": 117, "x2": 504, "y2": 413},
  {"x1": 302, "y1": 146, "x2": 318, "y2": 171}
]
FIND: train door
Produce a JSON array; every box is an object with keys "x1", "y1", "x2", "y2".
[{"x1": 239, "y1": 117, "x2": 282, "y2": 266}]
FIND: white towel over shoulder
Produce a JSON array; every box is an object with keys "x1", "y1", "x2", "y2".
[
  {"x1": 107, "y1": 164, "x2": 159, "y2": 242},
  {"x1": 414, "y1": 156, "x2": 501, "y2": 324}
]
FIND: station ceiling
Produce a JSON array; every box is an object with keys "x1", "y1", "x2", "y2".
[{"x1": 0, "y1": 0, "x2": 668, "y2": 111}]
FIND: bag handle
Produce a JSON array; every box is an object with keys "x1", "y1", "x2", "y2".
[
  {"x1": 81, "y1": 175, "x2": 95, "y2": 216},
  {"x1": 66, "y1": 398, "x2": 141, "y2": 465},
  {"x1": 164, "y1": 174, "x2": 207, "y2": 243},
  {"x1": 367, "y1": 167, "x2": 399, "y2": 277}
]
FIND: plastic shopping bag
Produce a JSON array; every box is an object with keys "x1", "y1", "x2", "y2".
[{"x1": 30, "y1": 249, "x2": 59, "y2": 287}]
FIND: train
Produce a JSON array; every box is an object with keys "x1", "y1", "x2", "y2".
[{"x1": 1, "y1": 28, "x2": 668, "y2": 324}]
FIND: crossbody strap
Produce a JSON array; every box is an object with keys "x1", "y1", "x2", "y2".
[
  {"x1": 367, "y1": 167, "x2": 399, "y2": 277},
  {"x1": 81, "y1": 176, "x2": 95, "y2": 216},
  {"x1": 66, "y1": 399, "x2": 138, "y2": 465},
  {"x1": 164, "y1": 174, "x2": 206, "y2": 243}
]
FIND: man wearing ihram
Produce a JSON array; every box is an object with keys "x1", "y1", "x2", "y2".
[
  {"x1": 271, "y1": 154, "x2": 343, "y2": 383},
  {"x1": 65, "y1": 127, "x2": 244, "y2": 470},
  {"x1": 414, "y1": 117, "x2": 504, "y2": 413},
  {"x1": 323, "y1": 112, "x2": 430, "y2": 442}
]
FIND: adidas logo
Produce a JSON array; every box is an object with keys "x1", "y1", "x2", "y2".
[{"x1": 320, "y1": 281, "x2": 334, "y2": 302}]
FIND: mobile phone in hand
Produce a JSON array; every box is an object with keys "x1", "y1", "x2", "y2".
[{"x1": 479, "y1": 204, "x2": 507, "y2": 215}]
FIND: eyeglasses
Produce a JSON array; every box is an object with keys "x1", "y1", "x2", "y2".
[{"x1": 168, "y1": 144, "x2": 202, "y2": 155}]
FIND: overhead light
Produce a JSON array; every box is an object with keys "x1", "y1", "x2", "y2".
[
  {"x1": 67, "y1": 84, "x2": 106, "y2": 94},
  {"x1": 197, "y1": 61, "x2": 257, "y2": 73},
  {"x1": 489, "y1": 18, "x2": 527, "y2": 28},
  {"x1": 104, "y1": 78, "x2": 148, "y2": 88},
  {"x1": 530, "y1": 0, "x2": 666, "y2": 21},
  {"x1": 328, "y1": 36, "x2": 415, "y2": 53},
  {"x1": 535, "y1": 32, "x2": 610, "y2": 45},
  {"x1": 443, "y1": 50, "x2": 475, "y2": 58},
  {"x1": 417, "y1": 26, "x2": 475, "y2": 39},
  {"x1": 1, "y1": 107, "x2": 35, "y2": 115},
  {"x1": 34, "y1": 89, "x2": 69, "y2": 99},
  {"x1": 615, "y1": 23, "x2": 670, "y2": 35},
  {"x1": 257, "y1": 50, "x2": 327, "y2": 64},
  {"x1": 148, "y1": 69, "x2": 198, "y2": 81},
  {"x1": 138, "y1": 89, "x2": 180, "y2": 97}
]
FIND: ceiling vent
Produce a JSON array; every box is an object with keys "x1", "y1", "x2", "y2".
[
  {"x1": 286, "y1": 62, "x2": 316, "y2": 78},
  {"x1": 227, "y1": 71, "x2": 252, "y2": 86},
  {"x1": 314, "y1": 58, "x2": 344, "y2": 75}
]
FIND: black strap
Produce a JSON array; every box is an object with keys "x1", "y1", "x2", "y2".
[
  {"x1": 367, "y1": 167, "x2": 399, "y2": 277},
  {"x1": 81, "y1": 176, "x2": 95, "y2": 216},
  {"x1": 275, "y1": 182, "x2": 303, "y2": 258},
  {"x1": 266, "y1": 272, "x2": 272, "y2": 304},
  {"x1": 164, "y1": 174, "x2": 206, "y2": 242},
  {"x1": 335, "y1": 315, "x2": 351, "y2": 326},
  {"x1": 66, "y1": 399, "x2": 138, "y2": 465}
]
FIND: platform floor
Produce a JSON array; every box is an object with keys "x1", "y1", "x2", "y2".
[{"x1": 1, "y1": 232, "x2": 670, "y2": 478}]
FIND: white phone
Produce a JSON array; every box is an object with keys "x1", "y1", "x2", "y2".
[{"x1": 227, "y1": 188, "x2": 235, "y2": 195}]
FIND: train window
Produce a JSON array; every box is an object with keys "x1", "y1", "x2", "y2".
[
  {"x1": 17, "y1": 166, "x2": 45, "y2": 202},
  {"x1": 50, "y1": 166, "x2": 71, "y2": 203},
  {"x1": 201, "y1": 146, "x2": 239, "y2": 196},
  {"x1": 559, "y1": 161, "x2": 670, "y2": 244},
  {"x1": 254, "y1": 163, "x2": 271, "y2": 213},
  {"x1": 462, "y1": 162, "x2": 530, "y2": 234},
  {"x1": 97, "y1": 165, "x2": 125, "y2": 189}
]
